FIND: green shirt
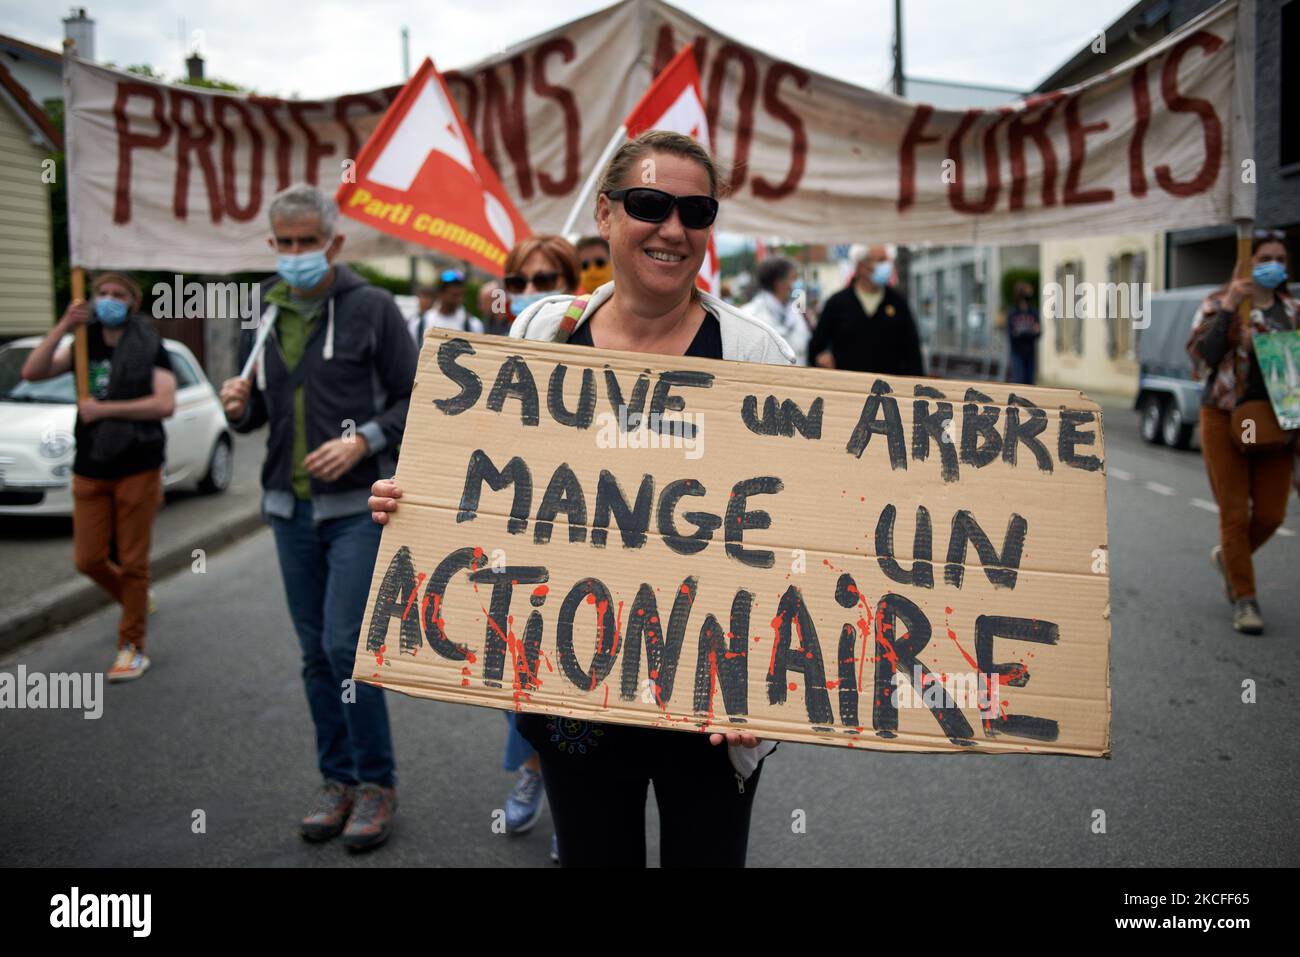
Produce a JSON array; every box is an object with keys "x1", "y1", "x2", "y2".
[{"x1": 266, "y1": 282, "x2": 327, "y2": 500}]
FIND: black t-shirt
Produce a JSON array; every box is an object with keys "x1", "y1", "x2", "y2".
[
  {"x1": 566, "y1": 309, "x2": 724, "y2": 359},
  {"x1": 1007, "y1": 307, "x2": 1041, "y2": 352},
  {"x1": 518, "y1": 305, "x2": 724, "y2": 756},
  {"x1": 73, "y1": 322, "x2": 174, "y2": 480}
]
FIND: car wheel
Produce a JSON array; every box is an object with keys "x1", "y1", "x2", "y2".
[
  {"x1": 1162, "y1": 403, "x2": 1193, "y2": 449},
  {"x1": 1140, "y1": 395, "x2": 1165, "y2": 445},
  {"x1": 198, "y1": 435, "x2": 233, "y2": 494}
]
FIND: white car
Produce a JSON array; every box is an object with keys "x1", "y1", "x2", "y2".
[{"x1": 0, "y1": 335, "x2": 233, "y2": 516}]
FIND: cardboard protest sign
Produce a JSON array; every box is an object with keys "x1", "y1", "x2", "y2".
[{"x1": 355, "y1": 331, "x2": 1111, "y2": 757}]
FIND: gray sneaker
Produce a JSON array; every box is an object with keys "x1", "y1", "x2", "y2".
[
  {"x1": 1233, "y1": 598, "x2": 1264, "y2": 635},
  {"x1": 301, "y1": 779, "x2": 355, "y2": 842},
  {"x1": 342, "y1": 783, "x2": 397, "y2": 852},
  {"x1": 505, "y1": 768, "x2": 545, "y2": 834}
]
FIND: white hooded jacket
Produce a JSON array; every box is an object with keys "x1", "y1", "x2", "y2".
[
  {"x1": 509, "y1": 281, "x2": 797, "y2": 366},
  {"x1": 509, "y1": 280, "x2": 789, "y2": 779}
]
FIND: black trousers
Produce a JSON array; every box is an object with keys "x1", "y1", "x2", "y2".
[{"x1": 516, "y1": 714, "x2": 764, "y2": 867}]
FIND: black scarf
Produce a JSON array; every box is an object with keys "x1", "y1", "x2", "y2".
[{"x1": 86, "y1": 316, "x2": 163, "y2": 465}]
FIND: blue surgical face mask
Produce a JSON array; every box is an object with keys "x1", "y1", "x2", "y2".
[
  {"x1": 95, "y1": 296, "x2": 129, "y2": 326},
  {"x1": 276, "y1": 249, "x2": 330, "y2": 290},
  {"x1": 871, "y1": 261, "x2": 893, "y2": 287},
  {"x1": 510, "y1": 292, "x2": 548, "y2": 316},
  {"x1": 1253, "y1": 261, "x2": 1287, "y2": 290}
]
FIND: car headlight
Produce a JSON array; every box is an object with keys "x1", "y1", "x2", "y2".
[{"x1": 40, "y1": 428, "x2": 74, "y2": 459}]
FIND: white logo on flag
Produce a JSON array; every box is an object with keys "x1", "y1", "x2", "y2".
[
  {"x1": 369, "y1": 78, "x2": 473, "y2": 189},
  {"x1": 367, "y1": 76, "x2": 516, "y2": 251}
]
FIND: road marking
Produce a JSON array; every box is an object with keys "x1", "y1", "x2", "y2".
[
  {"x1": 1278, "y1": 528, "x2": 1295, "y2": 538},
  {"x1": 1110, "y1": 467, "x2": 1133, "y2": 481},
  {"x1": 1144, "y1": 481, "x2": 1176, "y2": 496},
  {"x1": 1191, "y1": 498, "x2": 1218, "y2": 513}
]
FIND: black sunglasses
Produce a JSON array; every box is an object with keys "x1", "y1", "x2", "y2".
[
  {"x1": 605, "y1": 188, "x2": 719, "y2": 229},
  {"x1": 581, "y1": 257, "x2": 608, "y2": 270},
  {"x1": 503, "y1": 270, "x2": 561, "y2": 294}
]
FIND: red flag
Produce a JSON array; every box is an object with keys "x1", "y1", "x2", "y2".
[
  {"x1": 623, "y1": 44, "x2": 719, "y2": 297},
  {"x1": 336, "y1": 58, "x2": 528, "y2": 276}
]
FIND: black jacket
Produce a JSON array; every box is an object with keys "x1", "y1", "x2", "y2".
[
  {"x1": 809, "y1": 284, "x2": 925, "y2": 376},
  {"x1": 233, "y1": 264, "x2": 417, "y2": 517},
  {"x1": 73, "y1": 315, "x2": 169, "y2": 478}
]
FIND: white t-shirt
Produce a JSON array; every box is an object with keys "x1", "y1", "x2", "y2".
[
  {"x1": 742, "y1": 290, "x2": 810, "y2": 365},
  {"x1": 408, "y1": 306, "x2": 484, "y2": 345}
]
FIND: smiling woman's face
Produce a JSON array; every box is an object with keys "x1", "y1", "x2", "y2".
[{"x1": 596, "y1": 151, "x2": 712, "y2": 303}]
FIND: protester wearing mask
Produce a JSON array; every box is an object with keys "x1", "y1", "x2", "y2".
[
  {"x1": 1188, "y1": 234, "x2": 1299, "y2": 635},
  {"x1": 810, "y1": 244, "x2": 924, "y2": 375},
  {"x1": 576, "y1": 236, "x2": 613, "y2": 294},
  {"x1": 20, "y1": 273, "x2": 176, "y2": 681},
  {"x1": 408, "y1": 270, "x2": 483, "y2": 347},
  {"x1": 743, "y1": 257, "x2": 812, "y2": 365},
  {"x1": 1006, "y1": 281, "x2": 1042, "y2": 385},
  {"x1": 503, "y1": 235, "x2": 581, "y2": 323},
  {"x1": 219, "y1": 183, "x2": 418, "y2": 850},
  {"x1": 370, "y1": 131, "x2": 793, "y2": 867}
]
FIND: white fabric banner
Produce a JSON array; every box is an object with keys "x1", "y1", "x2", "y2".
[{"x1": 65, "y1": 0, "x2": 1251, "y2": 271}]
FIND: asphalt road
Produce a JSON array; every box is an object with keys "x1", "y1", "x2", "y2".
[
  {"x1": 0, "y1": 428, "x2": 266, "y2": 615},
  {"x1": 1, "y1": 397, "x2": 1297, "y2": 867}
]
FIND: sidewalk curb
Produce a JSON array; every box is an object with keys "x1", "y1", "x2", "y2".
[{"x1": 0, "y1": 506, "x2": 266, "y2": 655}]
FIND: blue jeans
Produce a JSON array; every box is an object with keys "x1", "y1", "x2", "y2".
[
  {"x1": 503, "y1": 712, "x2": 536, "y2": 772},
  {"x1": 270, "y1": 500, "x2": 395, "y2": 788},
  {"x1": 1009, "y1": 350, "x2": 1037, "y2": 385}
]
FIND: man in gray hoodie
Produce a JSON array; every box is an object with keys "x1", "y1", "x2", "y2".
[{"x1": 219, "y1": 183, "x2": 417, "y2": 851}]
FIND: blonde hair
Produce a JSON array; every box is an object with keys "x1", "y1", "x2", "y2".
[{"x1": 596, "y1": 130, "x2": 720, "y2": 209}]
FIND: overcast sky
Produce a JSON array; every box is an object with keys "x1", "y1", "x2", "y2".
[{"x1": 2, "y1": 0, "x2": 1134, "y2": 98}]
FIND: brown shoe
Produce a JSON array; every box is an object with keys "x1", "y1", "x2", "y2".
[
  {"x1": 301, "y1": 780, "x2": 355, "y2": 842},
  {"x1": 342, "y1": 783, "x2": 397, "y2": 852}
]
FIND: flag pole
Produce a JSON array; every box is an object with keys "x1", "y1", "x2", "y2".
[
  {"x1": 62, "y1": 39, "x2": 89, "y2": 400},
  {"x1": 239, "y1": 310, "x2": 279, "y2": 380},
  {"x1": 71, "y1": 267, "x2": 89, "y2": 399},
  {"x1": 560, "y1": 124, "x2": 626, "y2": 238},
  {"x1": 1233, "y1": 218, "x2": 1255, "y2": 326}
]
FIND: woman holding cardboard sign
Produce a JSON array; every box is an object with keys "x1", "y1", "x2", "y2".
[
  {"x1": 1189, "y1": 234, "x2": 1298, "y2": 635},
  {"x1": 370, "y1": 130, "x2": 794, "y2": 866}
]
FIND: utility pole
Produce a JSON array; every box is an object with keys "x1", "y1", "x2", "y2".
[
  {"x1": 892, "y1": 0, "x2": 904, "y2": 97},
  {"x1": 402, "y1": 27, "x2": 418, "y2": 295},
  {"x1": 892, "y1": 0, "x2": 911, "y2": 301}
]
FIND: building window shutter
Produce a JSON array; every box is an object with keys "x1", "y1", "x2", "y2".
[
  {"x1": 1053, "y1": 263, "x2": 1066, "y2": 353},
  {"x1": 1072, "y1": 261, "x2": 1084, "y2": 356},
  {"x1": 1130, "y1": 250, "x2": 1146, "y2": 359},
  {"x1": 1106, "y1": 255, "x2": 1118, "y2": 360}
]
